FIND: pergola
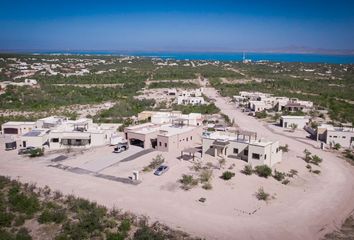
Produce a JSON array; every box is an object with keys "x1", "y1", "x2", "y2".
[
  {"x1": 228, "y1": 129, "x2": 257, "y2": 141},
  {"x1": 180, "y1": 147, "x2": 198, "y2": 160}
]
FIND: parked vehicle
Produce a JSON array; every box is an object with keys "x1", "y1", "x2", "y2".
[
  {"x1": 154, "y1": 165, "x2": 169, "y2": 176},
  {"x1": 18, "y1": 147, "x2": 36, "y2": 155},
  {"x1": 114, "y1": 142, "x2": 129, "y2": 153}
]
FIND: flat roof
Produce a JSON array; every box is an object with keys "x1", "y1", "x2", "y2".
[
  {"x1": 158, "y1": 124, "x2": 197, "y2": 137},
  {"x1": 204, "y1": 131, "x2": 274, "y2": 147},
  {"x1": 2, "y1": 121, "x2": 36, "y2": 126},
  {"x1": 281, "y1": 115, "x2": 309, "y2": 119}
]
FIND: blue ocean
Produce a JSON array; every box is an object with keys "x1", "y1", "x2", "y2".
[{"x1": 36, "y1": 51, "x2": 354, "y2": 64}]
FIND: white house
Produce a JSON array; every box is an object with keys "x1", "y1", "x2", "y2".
[
  {"x1": 280, "y1": 116, "x2": 310, "y2": 129},
  {"x1": 2, "y1": 117, "x2": 120, "y2": 150},
  {"x1": 202, "y1": 131, "x2": 282, "y2": 167},
  {"x1": 317, "y1": 124, "x2": 354, "y2": 148}
]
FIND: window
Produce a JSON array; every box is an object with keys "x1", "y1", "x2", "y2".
[
  {"x1": 333, "y1": 136, "x2": 338, "y2": 138},
  {"x1": 159, "y1": 142, "x2": 162, "y2": 146},
  {"x1": 51, "y1": 138, "x2": 59, "y2": 143},
  {"x1": 342, "y1": 136, "x2": 346, "y2": 139},
  {"x1": 252, "y1": 153, "x2": 260, "y2": 159},
  {"x1": 190, "y1": 136, "x2": 192, "y2": 140},
  {"x1": 233, "y1": 148, "x2": 239, "y2": 154},
  {"x1": 164, "y1": 143, "x2": 167, "y2": 148},
  {"x1": 186, "y1": 138, "x2": 188, "y2": 142},
  {"x1": 264, "y1": 154, "x2": 267, "y2": 159},
  {"x1": 244, "y1": 150, "x2": 249, "y2": 156}
]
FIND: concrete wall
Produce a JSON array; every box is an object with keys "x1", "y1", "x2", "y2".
[
  {"x1": 326, "y1": 130, "x2": 354, "y2": 148},
  {"x1": 280, "y1": 117, "x2": 309, "y2": 129}
]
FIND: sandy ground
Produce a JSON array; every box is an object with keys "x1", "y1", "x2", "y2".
[{"x1": 1, "y1": 88, "x2": 354, "y2": 240}]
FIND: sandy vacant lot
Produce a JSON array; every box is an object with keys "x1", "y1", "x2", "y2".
[{"x1": 1, "y1": 88, "x2": 354, "y2": 240}]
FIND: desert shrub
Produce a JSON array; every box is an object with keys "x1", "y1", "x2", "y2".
[
  {"x1": 38, "y1": 209, "x2": 66, "y2": 224},
  {"x1": 53, "y1": 190, "x2": 63, "y2": 200},
  {"x1": 202, "y1": 182, "x2": 213, "y2": 190},
  {"x1": 134, "y1": 225, "x2": 165, "y2": 240},
  {"x1": 289, "y1": 123, "x2": 298, "y2": 131},
  {"x1": 143, "y1": 155, "x2": 165, "y2": 172},
  {"x1": 106, "y1": 232, "x2": 125, "y2": 240},
  {"x1": 255, "y1": 187, "x2": 270, "y2": 201},
  {"x1": 333, "y1": 143, "x2": 341, "y2": 150},
  {"x1": 8, "y1": 186, "x2": 40, "y2": 216},
  {"x1": 310, "y1": 155, "x2": 322, "y2": 165},
  {"x1": 241, "y1": 165, "x2": 253, "y2": 175},
  {"x1": 254, "y1": 165, "x2": 272, "y2": 178},
  {"x1": 179, "y1": 175, "x2": 198, "y2": 190},
  {"x1": 344, "y1": 150, "x2": 354, "y2": 162},
  {"x1": 273, "y1": 170, "x2": 286, "y2": 182},
  {"x1": 282, "y1": 179, "x2": 290, "y2": 185},
  {"x1": 0, "y1": 211, "x2": 14, "y2": 227},
  {"x1": 287, "y1": 169, "x2": 298, "y2": 178},
  {"x1": 199, "y1": 169, "x2": 213, "y2": 183},
  {"x1": 0, "y1": 176, "x2": 11, "y2": 189},
  {"x1": 15, "y1": 228, "x2": 32, "y2": 240},
  {"x1": 220, "y1": 171, "x2": 235, "y2": 180},
  {"x1": 303, "y1": 149, "x2": 312, "y2": 163},
  {"x1": 306, "y1": 164, "x2": 312, "y2": 170},
  {"x1": 14, "y1": 214, "x2": 26, "y2": 227},
  {"x1": 29, "y1": 148, "x2": 44, "y2": 158},
  {"x1": 279, "y1": 144, "x2": 289, "y2": 152},
  {"x1": 255, "y1": 110, "x2": 268, "y2": 119},
  {"x1": 118, "y1": 219, "x2": 131, "y2": 233},
  {"x1": 312, "y1": 170, "x2": 321, "y2": 174}
]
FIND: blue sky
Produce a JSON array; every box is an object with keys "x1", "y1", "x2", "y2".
[{"x1": 1, "y1": 0, "x2": 354, "y2": 52}]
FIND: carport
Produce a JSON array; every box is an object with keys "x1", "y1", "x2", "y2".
[
  {"x1": 130, "y1": 138, "x2": 144, "y2": 148},
  {"x1": 180, "y1": 147, "x2": 198, "y2": 160}
]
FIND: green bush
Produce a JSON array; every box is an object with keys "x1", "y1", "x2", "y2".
[
  {"x1": 106, "y1": 232, "x2": 125, "y2": 240},
  {"x1": 8, "y1": 186, "x2": 40, "y2": 216},
  {"x1": 38, "y1": 209, "x2": 66, "y2": 224},
  {"x1": 179, "y1": 175, "x2": 198, "y2": 190},
  {"x1": 273, "y1": 170, "x2": 286, "y2": 182},
  {"x1": 241, "y1": 165, "x2": 253, "y2": 175},
  {"x1": 255, "y1": 187, "x2": 270, "y2": 201},
  {"x1": 133, "y1": 225, "x2": 165, "y2": 240},
  {"x1": 15, "y1": 228, "x2": 32, "y2": 240},
  {"x1": 255, "y1": 111, "x2": 268, "y2": 119},
  {"x1": 220, "y1": 171, "x2": 235, "y2": 180},
  {"x1": 143, "y1": 155, "x2": 165, "y2": 172},
  {"x1": 254, "y1": 165, "x2": 272, "y2": 178},
  {"x1": 310, "y1": 155, "x2": 322, "y2": 165},
  {"x1": 29, "y1": 148, "x2": 44, "y2": 158},
  {"x1": 13, "y1": 214, "x2": 26, "y2": 227},
  {"x1": 0, "y1": 211, "x2": 14, "y2": 227},
  {"x1": 118, "y1": 219, "x2": 131, "y2": 233},
  {"x1": 312, "y1": 170, "x2": 321, "y2": 174}
]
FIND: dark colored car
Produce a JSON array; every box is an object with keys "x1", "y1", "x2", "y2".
[
  {"x1": 18, "y1": 147, "x2": 36, "y2": 155},
  {"x1": 154, "y1": 165, "x2": 169, "y2": 176}
]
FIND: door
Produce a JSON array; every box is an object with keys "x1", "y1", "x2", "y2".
[{"x1": 22, "y1": 141, "x2": 26, "y2": 147}]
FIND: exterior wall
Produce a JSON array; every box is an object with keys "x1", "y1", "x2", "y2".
[
  {"x1": 326, "y1": 130, "x2": 354, "y2": 148},
  {"x1": 157, "y1": 127, "x2": 202, "y2": 152},
  {"x1": 280, "y1": 117, "x2": 309, "y2": 129},
  {"x1": 21, "y1": 135, "x2": 48, "y2": 148},
  {"x1": 1, "y1": 122, "x2": 36, "y2": 136}
]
